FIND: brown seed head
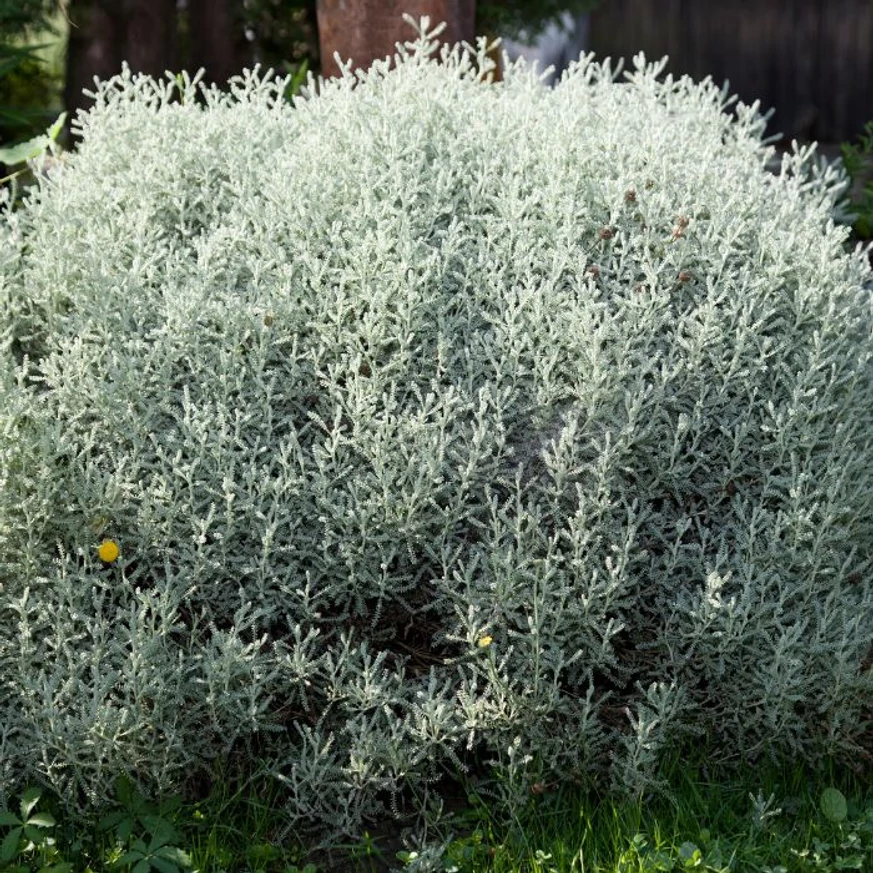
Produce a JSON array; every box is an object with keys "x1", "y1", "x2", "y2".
[
  {"x1": 624, "y1": 189, "x2": 637, "y2": 203},
  {"x1": 586, "y1": 264, "x2": 601, "y2": 278},
  {"x1": 598, "y1": 226, "x2": 616, "y2": 241},
  {"x1": 672, "y1": 215, "x2": 691, "y2": 240},
  {"x1": 678, "y1": 270, "x2": 693, "y2": 283}
]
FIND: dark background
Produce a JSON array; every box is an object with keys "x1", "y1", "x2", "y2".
[{"x1": 2, "y1": 1, "x2": 872, "y2": 151}]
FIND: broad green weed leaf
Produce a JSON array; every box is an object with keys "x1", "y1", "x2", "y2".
[
  {"x1": 19, "y1": 788, "x2": 41, "y2": 819},
  {"x1": 146, "y1": 819, "x2": 177, "y2": 851},
  {"x1": 149, "y1": 856, "x2": 183, "y2": 873},
  {"x1": 0, "y1": 135, "x2": 48, "y2": 165},
  {"x1": 1, "y1": 826, "x2": 22, "y2": 862},
  {"x1": 115, "y1": 848, "x2": 146, "y2": 867},
  {"x1": 157, "y1": 846, "x2": 192, "y2": 865},
  {"x1": 26, "y1": 812, "x2": 56, "y2": 828},
  {"x1": 821, "y1": 787, "x2": 848, "y2": 823}
]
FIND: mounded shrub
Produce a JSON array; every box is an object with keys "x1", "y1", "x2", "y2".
[{"x1": 1, "y1": 18, "x2": 872, "y2": 839}]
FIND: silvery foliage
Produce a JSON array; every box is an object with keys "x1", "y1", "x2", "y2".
[{"x1": 1, "y1": 15, "x2": 872, "y2": 840}]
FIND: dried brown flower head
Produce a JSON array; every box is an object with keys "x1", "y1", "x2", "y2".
[{"x1": 672, "y1": 215, "x2": 690, "y2": 240}]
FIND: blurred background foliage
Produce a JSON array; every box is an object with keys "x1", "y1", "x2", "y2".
[
  {"x1": 3, "y1": 0, "x2": 868, "y2": 235},
  {"x1": 241, "y1": 0, "x2": 319, "y2": 71},
  {"x1": 0, "y1": 0, "x2": 60, "y2": 39},
  {"x1": 0, "y1": 0, "x2": 601, "y2": 154},
  {"x1": 0, "y1": 0, "x2": 65, "y2": 146},
  {"x1": 477, "y1": 0, "x2": 597, "y2": 40},
  {"x1": 228, "y1": 0, "x2": 602, "y2": 71}
]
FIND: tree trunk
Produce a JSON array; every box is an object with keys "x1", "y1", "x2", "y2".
[
  {"x1": 316, "y1": 0, "x2": 476, "y2": 79},
  {"x1": 187, "y1": 0, "x2": 249, "y2": 85},
  {"x1": 122, "y1": 0, "x2": 179, "y2": 78}
]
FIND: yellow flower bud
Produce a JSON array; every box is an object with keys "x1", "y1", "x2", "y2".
[
  {"x1": 98, "y1": 539, "x2": 119, "y2": 563},
  {"x1": 477, "y1": 635, "x2": 493, "y2": 648}
]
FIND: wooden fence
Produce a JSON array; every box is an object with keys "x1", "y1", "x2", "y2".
[{"x1": 587, "y1": 0, "x2": 873, "y2": 144}]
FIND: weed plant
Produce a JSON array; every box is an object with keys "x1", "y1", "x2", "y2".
[{"x1": 0, "y1": 756, "x2": 870, "y2": 872}]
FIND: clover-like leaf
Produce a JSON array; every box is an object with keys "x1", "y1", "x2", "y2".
[
  {"x1": 145, "y1": 818, "x2": 177, "y2": 852},
  {"x1": 25, "y1": 812, "x2": 56, "y2": 829},
  {"x1": 19, "y1": 787, "x2": 42, "y2": 820},
  {"x1": 1, "y1": 826, "x2": 24, "y2": 862},
  {"x1": 149, "y1": 855, "x2": 184, "y2": 873},
  {"x1": 155, "y1": 845, "x2": 192, "y2": 866},
  {"x1": 0, "y1": 810, "x2": 22, "y2": 827},
  {"x1": 821, "y1": 787, "x2": 848, "y2": 823}
]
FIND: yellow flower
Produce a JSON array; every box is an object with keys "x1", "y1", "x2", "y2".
[
  {"x1": 98, "y1": 539, "x2": 119, "y2": 563},
  {"x1": 477, "y1": 635, "x2": 493, "y2": 648}
]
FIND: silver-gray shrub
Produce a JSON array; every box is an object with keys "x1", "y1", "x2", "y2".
[{"x1": 1, "y1": 17, "x2": 872, "y2": 838}]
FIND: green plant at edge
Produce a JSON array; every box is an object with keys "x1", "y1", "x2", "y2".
[
  {"x1": 0, "y1": 786, "x2": 71, "y2": 873},
  {"x1": 840, "y1": 120, "x2": 873, "y2": 240},
  {"x1": 0, "y1": 43, "x2": 55, "y2": 132},
  {"x1": 281, "y1": 57, "x2": 309, "y2": 101},
  {"x1": 0, "y1": 109, "x2": 64, "y2": 171},
  {"x1": 97, "y1": 776, "x2": 192, "y2": 873}
]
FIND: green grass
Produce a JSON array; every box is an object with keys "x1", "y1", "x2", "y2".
[
  {"x1": 445, "y1": 757, "x2": 873, "y2": 873},
  {"x1": 1, "y1": 747, "x2": 870, "y2": 873}
]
